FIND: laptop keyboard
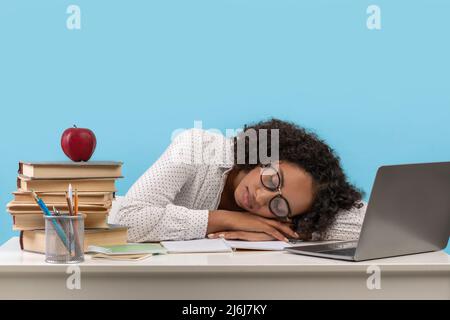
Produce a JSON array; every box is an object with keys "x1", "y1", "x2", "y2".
[{"x1": 319, "y1": 247, "x2": 357, "y2": 256}]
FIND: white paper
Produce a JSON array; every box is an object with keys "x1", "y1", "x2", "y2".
[
  {"x1": 225, "y1": 240, "x2": 294, "y2": 251},
  {"x1": 160, "y1": 238, "x2": 233, "y2": 253},
  {"x1": 160, "y1": 239, "x2": 300, "y2": 253}
]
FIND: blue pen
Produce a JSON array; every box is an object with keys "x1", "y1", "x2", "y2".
[{"x1": 31, "y1": 190, "x2": 70, "y2": 251}]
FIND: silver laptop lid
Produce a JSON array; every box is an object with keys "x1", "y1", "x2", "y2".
[{"x1": 355, "y1": 162, "x2": 450, "y2": 261}]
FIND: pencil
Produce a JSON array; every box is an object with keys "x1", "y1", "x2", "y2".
[
  {"x1": 72, "y1": 189, "x2": 81, "y2": 257},
  {"x1": 66, "y1": 191, "x2": 74, "y2": 215},
  {"x1": 74, "y1": 189, "x2": 79, "y2": 215}
]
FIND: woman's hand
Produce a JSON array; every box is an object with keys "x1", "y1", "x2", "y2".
[{"x1": 207, "y1": 210, "x2": 299, "y2": 242}]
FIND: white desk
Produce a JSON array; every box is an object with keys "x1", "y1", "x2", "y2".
[{"x1": 0, "y1": 237, "x2": 449, "y2": 299}]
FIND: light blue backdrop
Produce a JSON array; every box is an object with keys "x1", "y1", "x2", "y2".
[{"x1": 0, "y1": 1, "x2": 449, "y2": 253}]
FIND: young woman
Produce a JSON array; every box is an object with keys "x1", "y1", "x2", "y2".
[{"x1": 116, "y1": 119, "x2": 365, "y2": 243}]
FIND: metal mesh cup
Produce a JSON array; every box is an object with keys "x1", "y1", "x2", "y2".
[{"x1": 44, "y1": 214, "x2": 84, "y2": 264}]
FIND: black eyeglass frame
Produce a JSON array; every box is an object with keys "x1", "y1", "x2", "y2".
[{"x1": 260, "y1": 165, "x2": 293, "y2": 221}]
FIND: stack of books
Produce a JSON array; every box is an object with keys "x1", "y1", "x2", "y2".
[{"x1": 6, "y1": 161, "x2": 128, "y2": 253}]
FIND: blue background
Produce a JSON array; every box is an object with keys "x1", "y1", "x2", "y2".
[{"x1": 0, "y1": 1, "x2": 449, "y2": 253}]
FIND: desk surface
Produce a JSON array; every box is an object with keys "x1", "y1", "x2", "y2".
[
  {"x1": 1, "y1": 237, "x2": 449, "y2": 273},
  {"x1": 1, "y1": 237, "x2": 449, "y2": 299}
]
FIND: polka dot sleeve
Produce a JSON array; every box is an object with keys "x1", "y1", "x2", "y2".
[
  {"x1": 313, "y1": 201, "x2": 367, "y2": 241},
  {"x1": 116, "y1": 131, "x2": 210, "y2": 242}
]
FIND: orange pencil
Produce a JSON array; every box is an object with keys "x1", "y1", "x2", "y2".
[{"x1": 74, "y1": 189, "x2": 79, "y2": 215}]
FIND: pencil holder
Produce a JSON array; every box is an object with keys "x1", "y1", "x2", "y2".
[{"x1": 44, "y1": 214, "x2": 85, "y2": 264}]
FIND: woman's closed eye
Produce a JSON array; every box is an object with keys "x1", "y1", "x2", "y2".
[
  {"x1": 271, "y1": 175, "x2": 280, "y2": 188},
  {"x1": 262, "y1": 173, "x2": 280, "y2": 190}
]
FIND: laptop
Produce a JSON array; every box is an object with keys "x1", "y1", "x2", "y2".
[{"x1": 285, "y1": 162, "x2": 450, "y2": 261}]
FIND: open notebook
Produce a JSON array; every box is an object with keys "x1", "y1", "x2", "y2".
[
  {"x1": 160, "y1": 238, "x2": 299, "y2": 253},
  {"x1": 86, "y1": 243, "x2": 167, "y2": 261}
]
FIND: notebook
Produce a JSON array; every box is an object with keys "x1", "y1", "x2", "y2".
[
  {"x1": 160, "y1": 238, "x2": 297, "y2": 253},
  {"x1": 87, "y1": 243, "x2": 167, "y2": 255},
  {"x1": 86, "y1": 243, "x2": 167, "y2": 261},
  {"x1": 91, "y1": 253, "x2": 154, "y2": 261}
]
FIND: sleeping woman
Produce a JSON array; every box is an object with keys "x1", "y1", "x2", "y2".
[{"x1": 116, "y1": 118, "x2": 365, "y2": 243}]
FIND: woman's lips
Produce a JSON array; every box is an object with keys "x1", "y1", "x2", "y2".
[{"x1": 242, "y1": 187, "x2": 252, "y2": 210}]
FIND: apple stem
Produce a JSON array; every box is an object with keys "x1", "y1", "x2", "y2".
[{"x1": 73, "y1": 125, "x2": 77, "y2": 128}]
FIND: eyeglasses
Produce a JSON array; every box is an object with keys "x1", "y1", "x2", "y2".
[{"x1": 260, "y1": 165, "x2": 292, "y2": 220}]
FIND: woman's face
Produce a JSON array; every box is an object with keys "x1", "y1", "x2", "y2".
[{"x1": 234, "y1": 162, "x2": 315, "y2": 219}]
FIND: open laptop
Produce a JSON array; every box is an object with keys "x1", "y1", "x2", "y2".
[{"x1": 285, "y1": 162, "x2": 450, "y2": 261}]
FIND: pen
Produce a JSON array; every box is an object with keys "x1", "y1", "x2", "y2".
[
  {"x1": 31, "y1": 190, "x2": 70, "y2": 251},
  {"x1": 31, "y1": 190, "x2": 52, "y2": 216},
  {"x1": 68, "y1": 184, "x2": 77, "y2": 256}
]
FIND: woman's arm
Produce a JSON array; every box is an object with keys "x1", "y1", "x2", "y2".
[
  {"x1": 116, "y1": 131, "x2": 209, "y2": 242},
  {"x1": 207, "y1": 210, "x2": 299, "y2": 242}
]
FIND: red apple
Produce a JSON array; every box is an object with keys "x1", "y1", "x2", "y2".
[{"x1": 61, "y1": 125, "x2": 97, "y2": 162}]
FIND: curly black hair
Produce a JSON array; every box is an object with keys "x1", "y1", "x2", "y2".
[{"x1": 233, "y1": 118, "x2": 364, "y2": 240}]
